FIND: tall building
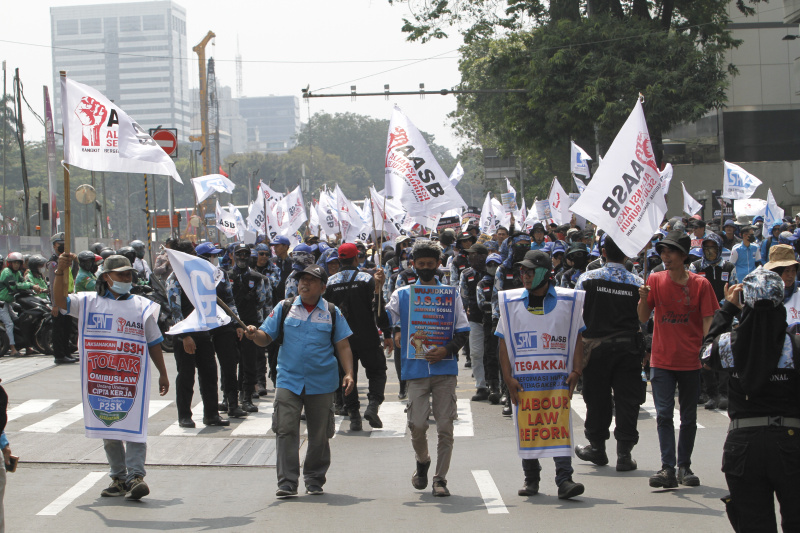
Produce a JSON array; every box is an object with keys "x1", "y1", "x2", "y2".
[
  {"x1": 50, "y1": 1, "x2": 190, "y2": 141},
  {"x1": 237, "y1": 96, "x2": 301, "y2": 154}
]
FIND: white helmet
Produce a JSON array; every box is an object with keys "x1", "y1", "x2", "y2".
[{"x1": 6, "y1": 252, "x2": 23, "y2": 263}]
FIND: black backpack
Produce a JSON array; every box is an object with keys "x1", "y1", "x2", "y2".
[{"x1": 275, "y1": 296, "x2": 337, "y2": 348}]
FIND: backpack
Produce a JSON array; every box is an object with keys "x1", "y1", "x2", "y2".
[{"x1": 275, "y1": 296, "x2": 337, "y2": 348}]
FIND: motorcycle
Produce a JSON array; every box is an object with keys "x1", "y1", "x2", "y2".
[
  {"x1": 0, "y1": 290, "x2": 57, "y2": 356},
  {"x1": 131, "y1": 274, "x2": 175, "y2": 352}
]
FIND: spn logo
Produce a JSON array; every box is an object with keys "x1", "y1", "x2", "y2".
[
  {"x1": 87, "y1": 313, "x2": 113, "y2": 330},
  {"x1": 514, "y1": 331, "x2": 538, "y2": 350}
]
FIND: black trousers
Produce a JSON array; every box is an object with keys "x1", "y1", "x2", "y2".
[
  {"x1": 394, "y1": 343, "x2": 405, "y2": 394},
  {"x1": 236, "y1": 335, "x2": 258, "y2": 394},
  {"x1": 581, "y1": 339, "x2": 643, "y2": 445},
  {"x1": 723, "y1": 426, "x2": 800, "y2": 532},
  {"x1": 174, "y1": 336, "x2": 219, "y2": 419},
  {"x1": 211, "y1": 328, "x2": 240, "y2": 401},
  {"x1": 482, "y1": 314, "x2": 499, "y2": 385},
  {"x1": 344, "y1": 345, "x2": 387, "y2": 411},
  {"x1": 267, "y1": 343, "x2": 279, "y2": 386},
  {"x1": 256, "y1": 346, "x2": 268, "y2": 386},
  {"x1": 701, "y1": 367, "x2": 729, "y2": 398},
  {"x1": 53, "y1": 312, "x2": 73, "y2": 359}
]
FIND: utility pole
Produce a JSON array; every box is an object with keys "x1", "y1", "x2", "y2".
[
  {"x1": 13, "y1": 68, "x2": 30, "y2": 236},
  {"x1": 2, "y1": 61, "x2": 7, "y2": 237},
  {"x1": 100, "y1": 171, "x2": 107, "y2": 239},
  {"x1": 90, "y1": 171, "x2": 98, "y2": 238}
]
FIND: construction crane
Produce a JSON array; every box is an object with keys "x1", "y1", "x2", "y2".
[
  {"x1": 190, "y1": 30, "x2": 215, "y2": 176},
  {"x1": 207, "y1": 57, "x2": 220, "y2": 177}
]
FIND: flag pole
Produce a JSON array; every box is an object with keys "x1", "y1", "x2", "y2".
[
  {"x1": 60, "y1": 71, "x2": 71, "y2": 297},
  {"x1": 217, "y1": 296, "x2": 247, "y2": 329},
  {"x1": 144, "y1": 173, "x2": 153, "y2": 265}
]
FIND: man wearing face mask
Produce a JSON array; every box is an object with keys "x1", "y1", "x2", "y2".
[
  {"x1": 460, "y1": 243, "x2": 490, "y2": 401},
  {"x1": 559, "y1": 243, "x2": 590, "y2": 289},
  {"x1": 439, "y1": 229, "x2": 457, "y2": 264},
  {"x1": 383, "y1": 236, "x2": 412, "y2": 301},
  {"x1": 478, "y1": 254, "x2": 503, "y2": 404},
  {"x1": 25, "y1": 255, "x2": 50, "y2": 301},
  {"x1": 75, "y1": 251, "x2": 100, "y2": 293},
  {"x1": 284, "y1": 244, "x2": 316, "y2": 300},
  {"x1": 448, "y1": 233, "x2": 475, "y2": 287},
  {"x1": 730, "y1": 225, "x2": 762, "y2": 284},
  {"x1": 46, "y1": 233, "x2": 78, "y2": 364}
]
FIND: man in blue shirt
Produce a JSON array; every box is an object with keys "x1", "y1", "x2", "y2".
[
  {"x1": 730, "y1": 225, "x2": 762, "y2": 283},
  {"x1": 245, "y1": 264, "x2": 355, "y2": 498},
  {"x1": 387, "y1": 240, "x2": 470, "y2": 498}
]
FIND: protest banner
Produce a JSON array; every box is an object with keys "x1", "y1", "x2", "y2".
[{"x1": 405, "y1": 285, "x2": 456, "y2": 360}]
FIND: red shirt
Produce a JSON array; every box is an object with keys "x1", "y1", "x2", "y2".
[{"x1": 647, "y1": 270, "x2": 719, "y2": 371}]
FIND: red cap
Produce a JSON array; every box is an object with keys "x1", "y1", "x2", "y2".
[{"x1": 338, "y1": 243, "x2": 358, "y2": 260}]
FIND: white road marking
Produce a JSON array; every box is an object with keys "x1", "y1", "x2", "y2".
[
  {"x1": 231, "y1": 405, "x2": 274, "y2": 437},
  {"x1": 20, "y1": 404, "x2": 83, "y2": 433},
  {"x1": 453, "y1": 399, "x2": 474, "y2": 437},
  {"x1": 147, "y1": 400, "x2": 172, "y2": 418},
  {"x1": 370, "y1": 401, "x2": 407, "y2": 438},
  {"x1": 7, "y1": 399, "x2": 57, "y2": 422},
  {"x1": 160, "y1": 402, "x2": 206, "y2": 436},
  {"x1": 571, "y1": 395, "x2": 588, "y2": 421},
  {"x1": 471, "y1": 470, "x2": 509, "y2": 514},
  {"x1": 37, "y1": 471, "x2": 106, "y2": 516}
]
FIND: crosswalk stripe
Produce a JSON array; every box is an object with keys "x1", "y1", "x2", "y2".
[
  {"x1": 471, "y1": 470, "x2": 509, "y2": 514},
  {"x1": 231, "y1": 406, "x2": 274, "y2": 437},
  {"x1": 36, "y1": 471, "x2": 106, "y2": 516},
  {"x1": 453, "y1": 399, "x2": 474, "y2": 437},
  {"x1": 7, "y1": 399, "x2": 57, "y2": 422},
  {"x1": 160, "y1": 402, "x2": 205, "y2": 436},
  {"x1": 148, "y1": 400, "x2": 172, "y2": 418},
  {"x1": 369, "y1": 401, "x2": 407, "y2": 438},
  {"x1": 0, "y1": 357, "x2": 56, "y2": 384},
  {"x1": 20, "y1": 404, "x2": 83, "y2": 433},
  {"x1": 570, "y1": 396, "x2": 588, "y2": 421}
]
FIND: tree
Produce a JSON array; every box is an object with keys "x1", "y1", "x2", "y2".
[{"x1": 390, "y1": 0, "x2": 766, "y2": 184}]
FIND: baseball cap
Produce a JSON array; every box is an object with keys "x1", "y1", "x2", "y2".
[
  {"x1": 103, "y1": 255, "x2": 136, "y2": 272},
  {"x1": 655, "y1": 230, "x2": 692, "y2": 260},
  {"x1": 516, "y1": 250, "x2": 553, "y2": 271},
  {"x1": 742, "y1": 268, "x2": 784, "y2": 308},
  {"x1": 466, "y1": 243, "x2": 489, "y2": 255},
  {"x1": 486, "y1": 253, "x2": 502, "y2": 265},
  {"x1": 299, "y1": 264, "x2": 328, "y2": 283},
  {"x1": 233, "y1": 243, "x2": 251, "y2": 256},
  {"x1": 338, "y1": 243, "x2": 359, "y2": 260},
  {"x1": 723, "y1": 219, "x2": 736, "y2": 229},
  {"x1": 270, "y1": 236, "x2": 290, "y2": 246},
  {"x1": 325, "y1": 251, "x2": 340, "y2": 264},
  {"x1": 195, "y1": 242, "x2": 223, "y2": 256}
]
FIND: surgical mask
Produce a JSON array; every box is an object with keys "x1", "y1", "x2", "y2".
[
  {"x1": 109, "y1": 280, "x2": 133, "y2": 294},
  {"x1": 209, "y1": 256, "x2": 219, "y2": 267},
  {"x1": 487, "y1": 265, "x2": 498, "y2": 277},
  {"x1": 530, "y1": 267, "x2": 550, "y2": 290},
  {"x1": 38, "y1": 267, "x2": 46, "y2": 276},
  {"x1": 417, "y1": 268, "x2": 436, "y2": 282},
  {"x1": 400, "y1": 260, "x2": 409, "y2": 270}
]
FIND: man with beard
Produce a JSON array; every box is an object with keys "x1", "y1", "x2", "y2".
[{"x1": 459, "y1": 243, "x2": 490, "y2": 401}]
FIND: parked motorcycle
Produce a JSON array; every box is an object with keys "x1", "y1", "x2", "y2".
[{"x1": 0, "y1": 290, "x2": 55, "y2": 356}]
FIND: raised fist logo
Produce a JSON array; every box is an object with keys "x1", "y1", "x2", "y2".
[
  {"x1": 75, "y1": 96, "x2": 107, "y2": 147},
  {"x1": 117, "y1": 317, "x2": 127, "y2": 333}
]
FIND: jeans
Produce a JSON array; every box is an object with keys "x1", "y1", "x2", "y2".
[
  {"x1": 104, "y1": 439, "x2": 146, "y2": 483},
  {"x1": 650, "y1": 367, "x2": 700, "y2": 469},
  {"x1": 0, "y1": 305, "x2": 13, "y2": 346},
  {"x1": 273, "y1": 388, "x2": 335, "y2": 490},
  {"x1": 723, "y1": 427, "x2": 800, "y2": 532},
  {"x1": 522, "y1": 457, "x2": 574, "y2": 486},
  {"x1": 469, "y1": 321, "x2": 485, "y2": 389}
]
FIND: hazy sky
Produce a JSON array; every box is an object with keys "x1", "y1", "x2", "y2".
[{"x1": 1, "y1": 0, "x2": 465, "y2": 153}]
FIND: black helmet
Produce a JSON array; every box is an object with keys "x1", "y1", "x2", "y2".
[
  {"x1": 78, "y1": 250, "x2": 97, "y2": 271},
  {"x1": 130, "y1": 240, "x2": 146, "y2": 259},
  {"x1": 99, "y1": 247, "x2": 115, "y2": 261},
  {"x1": 27, "y1": 254, "x2": 46, "y2": 273},
  {"x1": 117, "y1": 246, "x2": 136, "y2": 264},
  {"x1": 90, "y1": 242, "x2": 104, "y2": 255}
]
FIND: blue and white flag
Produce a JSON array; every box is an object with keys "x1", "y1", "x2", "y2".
[
  {"x1": 165, "y1": 249, "x2": 231, "y2": 335},
  {"x1": 191, "y1": 174, "x2": 236, "y2": 204},
  {"x1": 722, "y1": 161, "x2": 761, "y2": 200},
  {"x1": 571, "y1": 141, "x2": 592, "y2": 178},
  {"x1": 765, "y1": 188, "x2": 784, "y2": 234},
  {"x1": 449, "y1": 161, "x2": 464, "y2": 187},
  {"x1": 573, "y1": 176, "x2": 587, "y2": 194}
]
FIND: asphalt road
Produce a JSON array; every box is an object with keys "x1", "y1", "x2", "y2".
[{"x1": 0, "y1": 352, "x2": 735, "y2": 532}]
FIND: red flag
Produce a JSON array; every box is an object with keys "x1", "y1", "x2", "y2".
[{"x1": 219, "y1": 166, "x2": 228, "y2": 178}]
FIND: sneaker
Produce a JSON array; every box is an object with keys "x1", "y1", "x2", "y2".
[
  {"x1": 305, "y1": 485, "x2": 324, "y2": 495},
  {"x1": 678, "y1": 466, "x2": 700, "y2": 487},
  {"x1": 649, "y1": 466, "x2": 678, "y2": 488},
  {"x1": 412, "y1": 459, "x2": 431, "y2": 490},
  {"x1": 276, "y1": 485, "x2": 297, "y2": 498},
  {"x1": 126, "y1": 477, "x2": 150, "y2": 500},
  {"x1": 432, "y1": 480, "x2": 450, "y2": 497},
  {"x1": 557, "y1": 479, "x2": 584, "y2": 500},
  {"x1": 518, "y1": 482, "x2": 539, "y2": 496},
  {"x1": 101, "y1": 478, "x2": 128, "y2": 497}
]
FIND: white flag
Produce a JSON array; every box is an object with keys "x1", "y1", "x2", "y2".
[
  {"x1": 192, "y1": 174, "x2": 235, "y2": 204},
  {"x1": 384, "y1": 106, "x2": 466, "y2": 216},
  {"x1": 308, "y1": 200, "x2": 320, "y2": 236},
  {"x1": 548, "y1": 177, "x2": 571, "y2": 225},
  {"x1": 681, "y1": 183, "x2": 702, "y2": 216},
  {"x1": 61, "y1": 76, "x2": 181, "y2": 183},
  {"x1": 229, "y1": 203, "x2": 246, "y2": 240},
  {"x1": 764, "y1": 188, "x2": 784, "y2": 233},
  {"x1": 334, "y1": 184, "x2": 357, "y2": 238},
  {"x1": 165, "y1": 249, "x2": 231, "y2": 335},
  {"x1": 479, "y1": 192, "x2": 500, "y2": 235},
  {"x1": 215, "y1": 200, "x2": 238, "y2": 238},
  {"x1": 569, "y1": 100, "x2": 668, "y2": 258},
  {"x1": 571, "y1": 141, "x2": 593, "y2": 178},
  {"x1": 660, "y1": 164, "x2": 674, "y2": 198},
  {"x1": 449, "y1": 162, "x2": 465, "y2": 187},
  {"x1": 317, "y1": 196, "x2": 339, "y2": 235},
  {"x1": 573, "y1": 176, "x2": 587, "y2": 194},
  {"x1": 722, "y1": 161, "x2": 762, "y2": 200},
  {"x1": 260, "y1": 181, "x2": 284, "y2": 206},
  {"x1": 370, "y1": 187, "x2": 404, "y2": 241},
  {"x1": 278, "y1": 186, "x2": 307, "y2": 236}
]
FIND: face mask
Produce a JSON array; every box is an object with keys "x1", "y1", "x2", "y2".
[
  {"x1": 235, "y1": 257, "x2": 249, "y2": 269},
  {"x1": 530, "y1": 267, "x2": 550, "y2": 290},
  {"x1": 487, "y1": 265, "x2": 498, "y2": 277},
  {"x1": 469, "y1": 254, "x2": 487, "y2": 270},
  {"x1": 702, "y1": 246, "x2": 718, "y2": 262},
  {"x1": 57, "y1": 244, "x2": 65, "y2": 254},
  {"x1": 400, "y1": 260, "x2": 408, "y2": 270},
  {"x1": 417, "y1": 268, "x2": 436, "y2": 282},
  {"x1": 109, "y1": 280, "x2": 133, "y2": 294},
  {"x1": 210, "y1": 257, "x2": 219, "y2": 267}
]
